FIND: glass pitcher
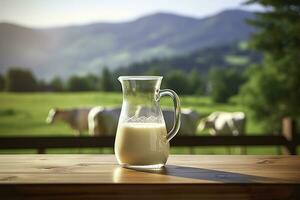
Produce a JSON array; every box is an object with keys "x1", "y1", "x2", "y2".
[{"x1": 115, "y1": 76, "x2": 181, "y2": 169}]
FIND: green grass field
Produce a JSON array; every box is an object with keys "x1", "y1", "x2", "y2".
[{"x1": 0, "y1": 92, "x2": 279, "y2": 154}]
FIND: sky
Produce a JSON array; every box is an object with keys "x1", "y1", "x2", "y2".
[{"x1": 0, "y1": 0, "x2": 262, "y2": 28}]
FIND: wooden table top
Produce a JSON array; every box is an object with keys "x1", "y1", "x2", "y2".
[
  {"x1": 0, "y1": 154, "x2": 300, "y2": 184},
  {"x1": 0, "y1": 155, "x2": 300, "y2": 199}
]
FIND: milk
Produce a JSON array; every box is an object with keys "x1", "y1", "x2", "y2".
[{"x1": 114, "y1": 122, "x2": 169, "y2": 166}]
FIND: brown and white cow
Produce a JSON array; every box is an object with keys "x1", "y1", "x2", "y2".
[{"x1": 46, "y1": 108, "x2": 91, "y2": 136}]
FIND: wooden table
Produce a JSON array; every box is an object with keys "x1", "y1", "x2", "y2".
[{"x1": 0, "y1": 155, "x2": 299, "y2": 199}]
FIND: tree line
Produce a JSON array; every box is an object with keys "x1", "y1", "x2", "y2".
[
  {"x1": 0, "y1": 68, "x2": 117, "y2": 92},
  {"x1": 0, "y1": 66, "x2": 245, "y2": 104}
]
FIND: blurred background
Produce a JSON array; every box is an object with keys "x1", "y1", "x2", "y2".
[{"x1": 0, "y1": 0, "x2": 299, "y2": 154}]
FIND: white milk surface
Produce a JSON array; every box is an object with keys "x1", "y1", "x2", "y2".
[{"x1": 115, "y1": 122, "x2": 169, "y2": 166}]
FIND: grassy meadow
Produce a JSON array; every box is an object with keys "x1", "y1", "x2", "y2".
[{"x1": 0, "y1": 92, "x2": 279, "y2": 154}]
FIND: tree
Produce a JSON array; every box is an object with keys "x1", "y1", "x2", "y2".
[
  {"x1": 240, "y1": 65, "x2": 285, "y2": 131},
  {"x1": 189, "y1": 69, "x2": 205, "y2": 95},
  {"x1": 209, "y1": 68, "x2": 244, "y2": 103},
  {"x1": 37, "y1": 79, "x2": 50, "y2": 91},
  {"x1": 240, "y1": 0, "x2": 300, "y2": 131},
  {"x1": 50, "y1": 77, "x2": 64, "y2": 92},
  {"x1": 165, "y1": 70, "x2": 190, "y2": 95},
  {"x1": 0, "y1": 74, "x2": 5, "y2": 91},
  {"x1": 5, "y1": 68, "x2": 38, "y2": 92},
  {"x1": 100, "y1": 68, "x2": 116, "y2": 91},
  {"x1": 85, "y1": 74, "x2": 100, "y2": 91},
  {"x1": 67, "y1": 75, "x2": 92, "y2": 91},
  {"x1": 145, "y1": 68, "x2": 162, "y2": 76}
]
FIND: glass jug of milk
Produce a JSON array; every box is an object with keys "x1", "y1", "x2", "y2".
[{"x1": 115, "y1": 76, "x2": 181, "y2": 169}]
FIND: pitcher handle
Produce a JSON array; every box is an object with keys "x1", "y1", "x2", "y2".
[{"x1": 159, "y1": 89, "x2": 181, "y2": 142}]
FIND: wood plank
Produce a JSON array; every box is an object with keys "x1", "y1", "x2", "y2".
[{"x1": 0, "y1": 155, "x2": 299, "y2": 200}]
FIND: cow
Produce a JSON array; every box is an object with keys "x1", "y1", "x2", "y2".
[
  {"x1": 46, "y1": 108, "x2": 91, "y2": 136},
  {"x1": 88, "y1": 107, "x2": 121, "y2": 136},
  {"x1": 198, "y1": 111, "x2": 246, "y2": 154},
  {"x1": 198, "y1": 112, "x2": 246, "y2": 136}
]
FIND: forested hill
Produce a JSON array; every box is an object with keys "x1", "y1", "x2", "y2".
[
  {"x1": 117, "y1": 42, "x2": 261, "y2": 76},
  {"x1": 0, "y1": 9, "x2": 254, "y2": 79}
]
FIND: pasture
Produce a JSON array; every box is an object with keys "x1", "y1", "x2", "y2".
[{"x1": 0, "y1": 92, "x2": 278, "y2": 154}]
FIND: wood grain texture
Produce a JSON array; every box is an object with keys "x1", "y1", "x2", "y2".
[{"x1": 0, "y1": 155, "x2": 300, "y2": 200}]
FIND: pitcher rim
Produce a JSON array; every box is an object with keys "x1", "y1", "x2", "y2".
[{"x1": 118, "y1": 76, "x2": 163, "y2": 81}]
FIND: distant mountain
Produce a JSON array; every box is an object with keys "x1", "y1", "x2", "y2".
[
  {"x1": 0, "y1": 9, "x2": 255, "y2": 79},
  {"x1": 117, "y1": 42, "x2": 261, "y2": 76}
]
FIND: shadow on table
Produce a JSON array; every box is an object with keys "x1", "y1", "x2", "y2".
[{"x1": 119, "y1": 165, "x2": 287, "y2": 183}]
